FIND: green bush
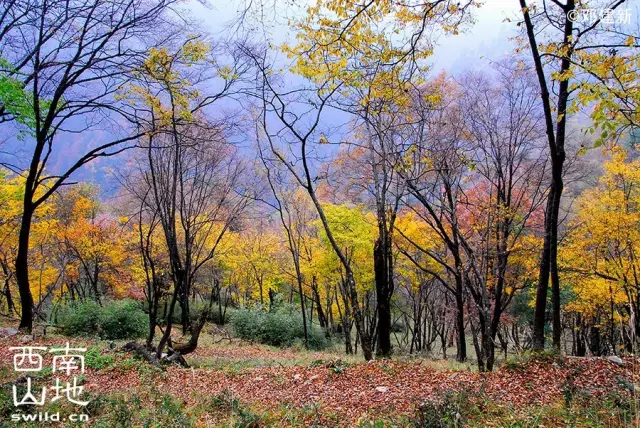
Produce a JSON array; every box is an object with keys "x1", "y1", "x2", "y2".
[
  {"x1": 99, "y1": 300, "x2": 148, "y2": 340},
  {"x1": 85, "y1": 346, "x2": 116, "y2": 370},
  {"x1": 57, "y1": 299, "x2": 148, "y2": 340},
  {"x1": 56, "y1": 300, "x2": 102, "y2": 337},
  {"x1": 231, "y1": 306, "x2": 328, "y2": 350}
]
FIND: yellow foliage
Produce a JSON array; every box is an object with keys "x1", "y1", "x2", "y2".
[{"x1": 561, "y1": 147, "x2": 640, "y2": 321}]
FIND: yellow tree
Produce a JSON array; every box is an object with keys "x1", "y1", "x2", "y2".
[
  {"x1": 313, "y1": 203, "x2": 376, "y2": 354},
  {"x1": 123, "y1": 35, "x2": 251, "y2": 358},
  {"x1": 283, "y1": 0, "x2": 478, "y2": 358},
  {"x1": 561, "y1": 147, "x2": 640, "y2": 354},
  {"x1": 55, "y1": 186, "x2": 134, "y2": 303},
  {"x1": 0, "y1": 170, "x2": 57, "y2": 319},
  {"x1": 252, "y1": 0, "x2": 478, "y2": 361},
  {"x1": 227, "y1": 224, "x2": 285, "y2": 306}
]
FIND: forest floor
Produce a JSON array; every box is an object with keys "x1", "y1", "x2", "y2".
[{"x1": 0, "y1": 329, "x2": 638, "y2": 427}]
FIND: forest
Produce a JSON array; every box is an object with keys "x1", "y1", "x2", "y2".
[{"x1": 0, "y1": 0, "x2": 639, "y2": 426}]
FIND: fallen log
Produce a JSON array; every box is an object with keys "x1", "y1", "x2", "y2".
[
  {"x1": 121, "y1": 341, "x2": 161, "y2": 367},
  {"x1": 121, "y1": 341, "x2": 190, "y2": 368}
]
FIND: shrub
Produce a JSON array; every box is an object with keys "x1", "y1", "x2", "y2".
[
  {"x1": 85, "y1": 347, "x2": 116, "y2": 370},
  {"x1": 57, "y1": 299, "x2": 148, "y2": 340},
  {"x1": 99, "y1": 299, "x2": 148, "y2": 340},
  {"x1": 231, "y1": 306, "x2": 328, "y2": 350},
  {"x1": 390, "y1": 320, "x2": 406, "y2": 333},
  {"x1": 56, "y1": 300, "x2": 102, "y2": 337}
]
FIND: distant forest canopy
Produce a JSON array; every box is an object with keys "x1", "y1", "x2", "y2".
[{"x1": 0, "y1": 0, "x2": 638, "y2": 372}]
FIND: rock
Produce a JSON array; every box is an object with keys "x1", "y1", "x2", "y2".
[
  {"x1": 375, "y1": 386, "x2": 388, "y2": 393},
  {"x1": 0, "y1": 328, "x2": 18, "y2": 337},
  {"x1": 20, "y1": 335, "x2": 32, "y2": 344},
  {"x1": 254, "y1": 377, "x2": 263, "y2": 381},
  {"x1": 164, "y1": 352, "x2": 189, "y2": 368},
  {"x1": 293, "y1": 374, "x2": 302, "y2": 381},
  {"x1": 606, "y1": 355, "x2": 624, "y2": 366}
]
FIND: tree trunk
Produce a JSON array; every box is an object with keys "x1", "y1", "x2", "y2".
[
  {"x1": 521, "y1": 0, "x2": 573, "y2": 352},
  {"x1": 312, "y1": 279, "x2": 327, "y2": 328},
  {"x1": 297, "y1": 273, "x2": 309, "y2": 349},
  {"x1": 374, "y1": 237, "x2": 393, "y2": 358},
  {"x1": 455, "y1": 284, "x2": 466, "y2": 362},
  {"x1": 16, "y1": 204, "x2": 34, "y2": 331}
]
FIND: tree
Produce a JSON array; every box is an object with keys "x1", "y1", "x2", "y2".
[
  {"x1": 258, "y1": 144, "x2": 318, "y2": 348},
  {"x1": 121, "y1": 34, "x2": 252, "y2": 357},
  {"x1": 246, "y1": 46, "x2": 378, "y2": 359},
  {"x1": 0, "y1": 169, "x2": 58, "y2": 320},
  {"x1": 456, "y1": 68, "x2": 547, "y2": 370},
  {"x1": 518, "y1": 0, "x2": 637, "y2": 351},
  {"x1": 282, "y1": 0, "x2": 477, "y2": 359},
  {"x1": 55, "y1": 186, "x2": 134, "y2": 303},
  {"x1": 397, "y1": 75, "x2": 471, "y2": 362},
  {"x1": 0, "y1": 0, "x2": 182, "y2": 331},
  {"x1": 562, "y1": 147, "x2": 640, "y2": 354},
  {"x1": 138, "y1": 120, "x2": 248, "y2": 357}
]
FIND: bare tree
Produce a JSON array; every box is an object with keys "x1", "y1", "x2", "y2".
[
  {"x1": 256, "y1": 141, "x2": 313, "y2": 349},
  {"x1": 0, "y1": 0, "x2": 183, "y2": 330},
  {"x1": 456, "y1": 67, "x2": 547, "y2": 370},
  {"x1": 397, "y1": 79, "x2": 471, "y2": 363},
  {"x1": 134, "y1": 118, "x2": 249, "y2": 359}
]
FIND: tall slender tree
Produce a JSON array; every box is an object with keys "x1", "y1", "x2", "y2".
[
  {"x1": 518, "y1": 0, "x2": 636, "y2": 350},
  {"x1": 0, "y1": 0, "x2": 182, "y2": 330}
]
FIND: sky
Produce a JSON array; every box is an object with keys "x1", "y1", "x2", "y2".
[
  {"x1": 188, "y1": 0, "x2": 523, "y2": 73},
  {"x1": 3, "y1": 0, "x2": 638, "y2": 194}
]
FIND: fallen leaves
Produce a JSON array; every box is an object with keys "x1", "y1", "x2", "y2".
[{"x1": 0, "y1": 336, "x2": 637, "y2": 426}]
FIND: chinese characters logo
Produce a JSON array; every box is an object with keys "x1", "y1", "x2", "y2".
[
  {"x1": 10, "y1": 343, "x2": 90, "y2": 407},
  {"x1": 567, "y1": 8, "x2": 632, "y2": 24}
]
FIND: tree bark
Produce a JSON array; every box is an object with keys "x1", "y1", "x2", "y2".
[
  {"x1": 374, "y1": 237, "x2": 393, "y2": 357},
  {"x1": 455, "y1": 288, "x2": 466, "y2": 362},
  {"x1": 520, "y1": 0, "x2": 573, "y2": 351},
  {"x1": 16, "y1": 204, "x2": 34, "y2": 331}
]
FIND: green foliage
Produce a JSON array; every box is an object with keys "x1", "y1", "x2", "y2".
[
  {"x1": 210, "y1": 389, "x2": 240, "y2": 411},
  {"x1": 507, "y1": 289, "x2": 535, "y2": 326},
  {"x1": 208, "y1": 389, "x2": 261, "y2": 427},
  {"x1": 390, "y1": 319, "x2": 405, "y2": 333},
  {"x1": 110, "y1": 395, "x2": 138, "y2": 427},
  {"x1": 84, "y1": 347, "x2": 116, "y2": 371},
  {"x1": 155, "y1": 394, "x2": 192, "y2": 427},
  {"x1": 190, "y1": 300, "x2": 232, "y2": 325},
  {"x1": 56, "y1": 300, "x2": 102, "y2": 337},
  {"x1": 0, "y1": 57, "x2": 51, "y2": 134},
  {"x1": 99, "y1": 300, "x2": 148, "y2": 340},
  {"x1": 57, "y1": 299, "x2": 148, "y2": 340},
  {"x1": 231, "y1": 305, "x2": 328, "y2": 350},
  {"x1": 88, "y1": 391, "x2": 193, "y2": 427},
  {"x1": 0, "y1": 388, "x2": 14, "y2": 419}
]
